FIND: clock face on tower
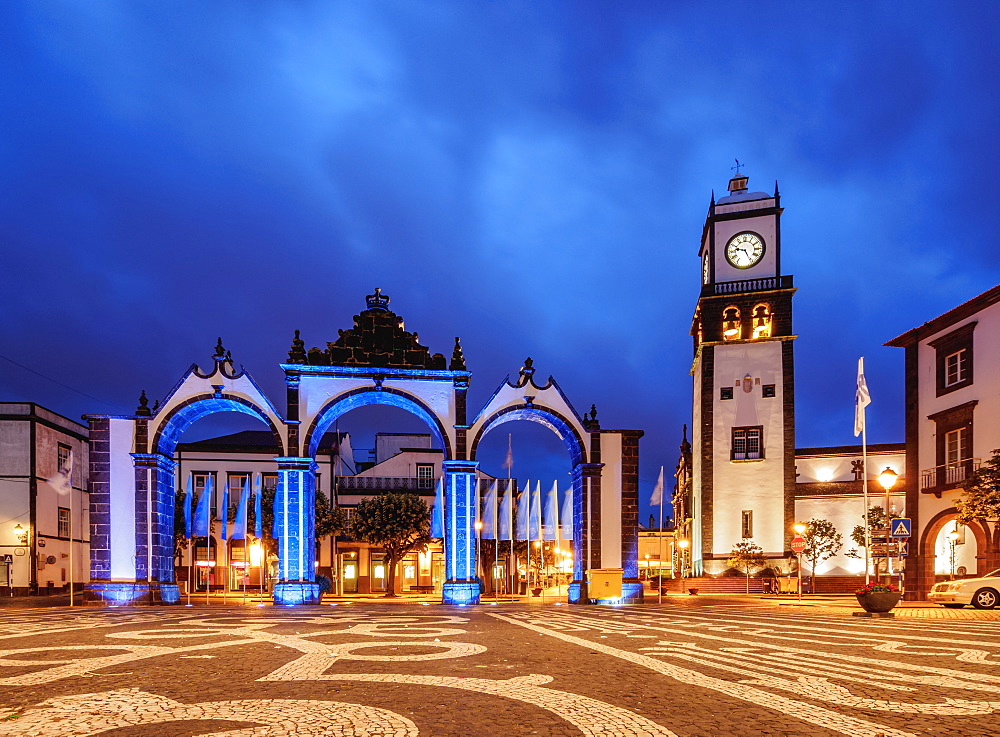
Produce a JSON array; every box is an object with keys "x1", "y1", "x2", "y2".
[{"x1": 725, "y1": 232, "x2": 765, "y2": 269}]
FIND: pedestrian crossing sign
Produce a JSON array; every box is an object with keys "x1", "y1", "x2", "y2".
[{"x1": 890, "y1": 518, "x2": 911, "y2": 538}]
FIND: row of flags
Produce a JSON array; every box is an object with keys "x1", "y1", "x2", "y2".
[
  {"x1": 430, "y1": 480, "x2": 573, "y2": 541},
  {"x1": 183, "y1": 474, "x2": 263, "y2": 541}
]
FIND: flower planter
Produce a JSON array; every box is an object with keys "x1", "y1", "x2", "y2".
[
  {"x1": 531, "y1": 588, "x2": 543, "y2": 597},
  {"x1": 855, "y1": 591, "x2": 900, "y2": 613}
]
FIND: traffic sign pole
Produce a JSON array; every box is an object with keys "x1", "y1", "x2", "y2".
[{"x1": 790, "y1": 536, "x2": 807, "y2": 600}]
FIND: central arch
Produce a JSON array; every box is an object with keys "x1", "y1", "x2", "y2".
[{"x1": 303, "y1": 387, "x2": 453, "y2": 460}]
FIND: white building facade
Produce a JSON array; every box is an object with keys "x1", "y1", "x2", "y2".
[
  {"x1": 0, "y1": 403, "x2": 89, "y2": 595},
  {"x1": 887, "y1": 284, "x2": 1000, "y2": 597}
]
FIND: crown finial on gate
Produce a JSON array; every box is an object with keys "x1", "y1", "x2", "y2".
[{"x1": 366, "y1": 288, "x2": 390, "y2": 311}]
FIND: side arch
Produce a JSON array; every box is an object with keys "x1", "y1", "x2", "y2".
[
  {"x1": 468, "y1": 405, "x2": 588, "y2": 467},
  {"x1": 918, "y1": 508, "x2": 990, "y2": 577},
  {"x1": 303, "y1": 387, "x2": 453, "y2": 460},
  {"x1": 151, "y1": 394, "x2": 286, "y2": 457}
]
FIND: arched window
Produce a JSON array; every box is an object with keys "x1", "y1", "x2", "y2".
[
  {"x1": 722, "y1": 306, "x2": 741, "y2": 341},
  {"x1": 751, "y1": 303, "x2": 772, "y2": 339}
]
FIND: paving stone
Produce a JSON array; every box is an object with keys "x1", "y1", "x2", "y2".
[{"x1": 0, "y1": 601, "x2": 996, "y2": 735}]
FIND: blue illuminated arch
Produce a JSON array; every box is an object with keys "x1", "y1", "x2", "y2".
[
  {"x1": 303, "y1": 387, "x2": 453, "y2": 460},
  {"x1": 152, "y1": 394, "x2": 286, "y2": 457},
  {"x1": 469, "y1": 405, "x2": 587, "y2": 467}
]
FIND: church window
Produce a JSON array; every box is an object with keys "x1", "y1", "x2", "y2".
[
  {"x1": 750, "y1": 303, "x2": 772, "y2": 338},
  {"x1": 722, "y1": 306, "x2": 741, "y2": 341},
  {"x1": 58, "y1": 507, "x2": 71, "y2": 538},
  {"x1": 762, "y1": 384, "x2": 776, "y2": 398},
  {"x1": 929, "y1": 322, "x2": 974, "y2": 396},
  {"x1": 741, "y1": 510, "x2": 753, "y2": 539},
  {"x1": 731, "y1": 426, "x2": 763, "y2": 461},
  {"x1": 720, "y1": 387, "x2": 733, "y2": 400}
]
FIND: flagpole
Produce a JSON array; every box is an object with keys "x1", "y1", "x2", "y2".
[
  {"x1": 863, "y1": 424, "x2": 870, "y2": 585},
  {"x1": 187, "y1": 471, "x2": 192, "y2": 607},
  {"x1": 68, "y1": 455, "x2": 74, "y2": 607},
  {"x1": 857, "y1": 357, "x2": 872, "y2": 586},
  {"x1": 507, "y1": 434, "x2": 514, "y2": 601},
  {"x1": 658, "y1": 466, "x2": 664, "y2": 605}
]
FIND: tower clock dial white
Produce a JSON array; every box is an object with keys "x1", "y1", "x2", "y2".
[{"x1": 725, "y1": 232, "x2": 765, "y2": 269}]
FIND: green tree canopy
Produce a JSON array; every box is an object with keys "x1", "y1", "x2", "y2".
[
  {"x1": 957, "y1": 449, "x2": 1000, "y2": 524},
  {"x1": 727, "y1": 540, "x2": 766, "y2": 593},
  {"x1": 802, "y1": 518, "x2": 843, "y2": 592},
  {"x1": 350, "y1": 492, "x2": 431, "y2": 597}
]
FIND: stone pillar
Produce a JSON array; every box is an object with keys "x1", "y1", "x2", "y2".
[
  {"x1": 272, "y1": 456, "x2": 321, "y2": 605},
  {"x1": 618, "y1": 430, "x2": 644, "y2": 604},
  {"x1": 568, "y1": 463, "x2": 603, "y2": 604},
  {"x1": 442, "y1": 460, "x2": 480, "y2": 605},
  {"x1": 127, "y1": 453, "x2": 181, "y2": 604}
]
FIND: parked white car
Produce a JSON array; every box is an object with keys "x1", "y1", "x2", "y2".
[{"x1": 929, "y1": 569, "x2": 1000, "y2": 609}]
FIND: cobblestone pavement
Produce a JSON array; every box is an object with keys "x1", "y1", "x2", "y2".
[{"x1": 0, "y1": 602, "x2": 998, "y2": 736}]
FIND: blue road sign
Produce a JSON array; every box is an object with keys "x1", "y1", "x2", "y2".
[
  {"x1": 2, "y1": 554, "x2": 11, "y2": 564},
  {"x1": 890, "y1": 518, "x2": 912, "y2": 538}
]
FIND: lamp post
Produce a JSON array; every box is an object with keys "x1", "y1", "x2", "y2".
[
  {"x1": 677, "y1": 539, "x2": 689, "y2": 584},
  {"x1": 946, "y1": 530, "x2": 959, "y2": 580},
  {"x1": 877, "y1": 467, "x2": 899, "y2": 584},
  {"x1": 793, "y1": 523, "x2": 806, "y2": 600}
]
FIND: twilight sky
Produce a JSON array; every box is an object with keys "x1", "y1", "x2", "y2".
[{"x1": 3, "y1": 2, "x2": 998, "y2": 522}]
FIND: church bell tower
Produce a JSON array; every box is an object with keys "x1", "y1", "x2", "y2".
[{"x1": 690, "y1": 171, "x2": 796, "y2": 574}]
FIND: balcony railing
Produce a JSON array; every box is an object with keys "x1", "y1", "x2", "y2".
[
  {"x1": 703, "y1": 275, "x2": 793, "y2": 297},
  {"x1": 920, "y1": 459, "x2": 980, "y2": 492},
  {"x1": 337, "y1": 476, "x2": 436, "y2": 491}
]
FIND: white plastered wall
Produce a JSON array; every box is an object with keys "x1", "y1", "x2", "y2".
[
  {"x1": 108, "y1": 418, "x2": 137, "y2": 580},
  {"x1": 599, "y1": 432, "x2": 623, "y2": 569},
  {"x1": 711, "y1": 341, "x2": 786, "y2": 557}
]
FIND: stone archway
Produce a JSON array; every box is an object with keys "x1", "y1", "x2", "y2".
[
  {"x1": 912, "y1": 509, "x2": 991, "y2": 596},
  {"x1": 468, "y1": 361, "x2": 643, "y2": 604},
  {"x1": 86, "y1": 293, "x2": 643, "y2": 608},
  {"x1": 85, "y1": 348, "x2": 287, "y2": 605}
]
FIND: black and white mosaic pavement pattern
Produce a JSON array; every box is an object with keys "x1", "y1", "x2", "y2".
[{"x1": 0, "y1": 605, "x2": 997, "y2": 736}]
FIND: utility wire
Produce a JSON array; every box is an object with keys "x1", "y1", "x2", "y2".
[{"x1": 0, "y1": 352, "x2": 129, "y2": 412}]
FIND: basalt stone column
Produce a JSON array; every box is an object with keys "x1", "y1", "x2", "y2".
[
  {"x1": 87, "y1": 417, "x2": 112, "y2": 582},
  {"x1": 568, "y1": 463, "x2": 603, "y2": 605},
  {"x1": 618, "y1": 430, "x2": 644, "y2": 604},
  {"x1": 128, "y1": 453, "x2": 181, "y2": 604},
  {"x1": 273, "y1": 456, "x2": 321, "y2": 605},
  {"x1": 442, "y1": 460, "x2": 480, "y2": 605}
]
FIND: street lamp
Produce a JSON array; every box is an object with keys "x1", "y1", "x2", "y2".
[
  {"x1": 13, "y1": 524, "x2": 27, "y2": 545},
  {"x1": 946, "y1": 530, "x2": 959, "y2": 580},
  {"x1": 877, "y1": 467, "x2": 899, "y2": 584}
]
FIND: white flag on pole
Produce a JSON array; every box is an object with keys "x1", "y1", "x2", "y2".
[
  {"x1": 650, "y1": 466, "x2": 664, "y2": 506},
  {"x1": 855, "y1": 357, "x2": 871, "y2": 437}
]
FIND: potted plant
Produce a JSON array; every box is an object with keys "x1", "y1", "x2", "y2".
[{"x1": 855, "y1": 582, "x2": 901, "y2": 613}]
